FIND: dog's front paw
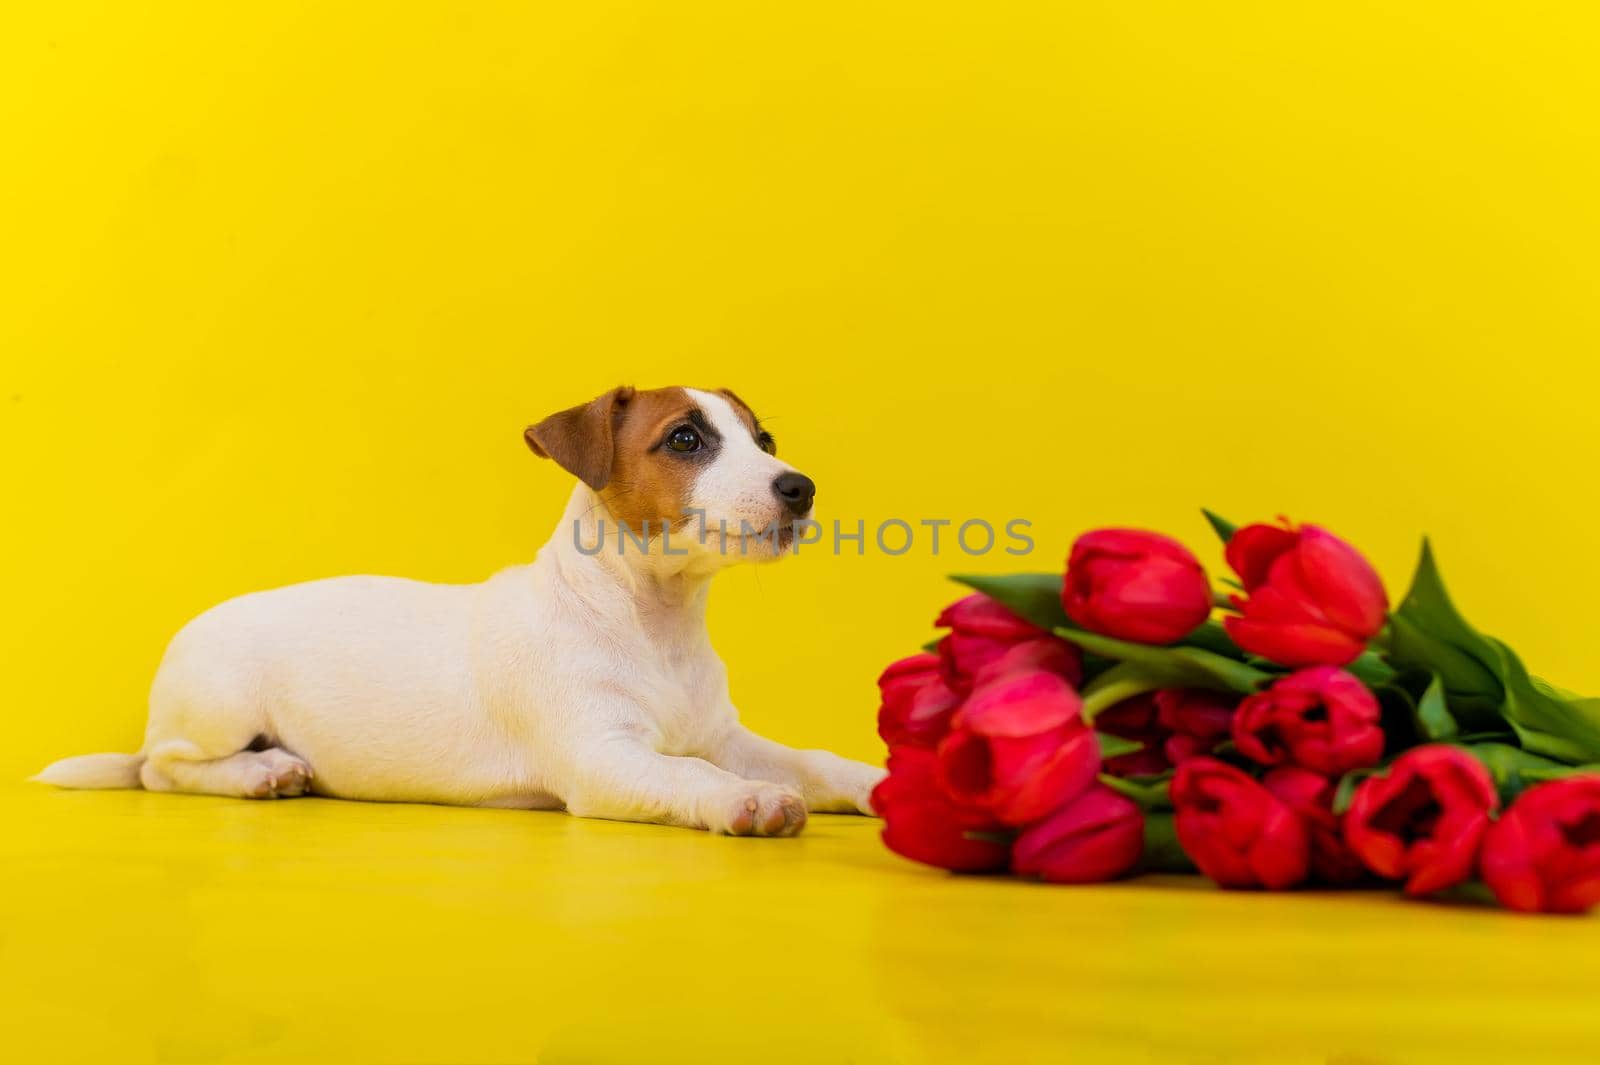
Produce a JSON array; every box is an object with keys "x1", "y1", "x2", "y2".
[
  {"x1": 807, "y1": 762, "x2": 887, "y2": 815},
  {"x1": 847, "y1": 765, "x2": 887, "y2": 816},
  {"x1": 713, "y1": 783, "x2": 807, "y2": 837}
]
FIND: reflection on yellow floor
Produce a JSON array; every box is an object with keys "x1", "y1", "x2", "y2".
[{"x1": 4, "y1": 782, "x2": 1598, "y2": 1064}]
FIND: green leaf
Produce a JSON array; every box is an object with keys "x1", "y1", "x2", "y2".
[
  {"x1": 1181, "y1": 619, "x2": 1249, "y2": 661},
  {"x1": 1483, "y1": 636, "x2": 1600, "y2": 764},
  {"x1": 1098, "y1": 772, "x2": 1172, "y2": 809},
  {"x1": 1413, "y1": 673, "x2": 1459, "y2": 741},
  {"x1": 1095, "y1": 732, "x2": 1144, "y2": 760},
  {"x1": 1394, "y1": 541, "x2": 1495, "y2": 657},
  {"x1": 1387, "y1": 541, "x2": 1600, "y2": 760},
  {"x1": 1386, "y1": 540, "x2": 1504, "y2": 717},
  {"x1": 920, "y1": 638, "x2": 941, "y2": 653},
  {"x1": 1451, "y1": 731, "x2": 1518, "y2": 745},
  {"x1": 1433, "y1": 881, "x2": 1498, "y2": 908},
  {"x1": 1055, "y1": 627, "x2": 1271, "y2": 696},
  {"x1": 1521, "y1": 763, "x2": 1600, "y2": 783},
  {"x1": 1460, "y1": 742, "x2": 1566, "y2": 799},
  {"x1": 1346, "y1": 649, "x2": 1398, "y2": 689},
  {"x1": 949, "y1": 572, "x2": 1070, "y2": 631},
  {"x1": 1138, "y1": 811, "x2": 1195, "y2": 873},
  {"x1": 1385, "y1": 614, "x2": 1502, "y2": 723},
  {"x1": 1201, "y1": 509, "x2": 1238, "y2": 544},
  {"x1": 1533, "y1": 675, "x2": 1586, "y2": 704},
  {"x1": 1076, "y1": 652, "x2": 1123, "y2": 687}
]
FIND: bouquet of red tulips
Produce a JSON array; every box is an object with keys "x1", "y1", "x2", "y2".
[{"x1": 873, "y1": 513, "x2": 1600, "y2": 914}]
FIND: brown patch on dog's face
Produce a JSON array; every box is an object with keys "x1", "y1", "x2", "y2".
[
  {"x1": 527, "y1": 386, "x2": 799, "y2": 546},
  {"x1": 598, "y1": 387, "x2": 706, "y2": 534},
  {"x1": 525, "y1": 386, "x2": 706, "y2": 535}
]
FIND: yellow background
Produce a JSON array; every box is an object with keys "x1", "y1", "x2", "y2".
[
  {"x1": 6, "y1": 1, "x2": 1600, "y2": 773},
  {"x1": 5, "y1": 3, "x2": 1600, "y2": 1063}
]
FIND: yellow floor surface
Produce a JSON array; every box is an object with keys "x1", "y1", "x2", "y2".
[{"x1": 4, "y1": 782, "x2": 1598, "y2": 1065}]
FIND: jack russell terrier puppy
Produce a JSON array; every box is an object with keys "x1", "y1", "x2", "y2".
[{"x1": 36, "y1": 386, "x2": 885, "y2": 836}]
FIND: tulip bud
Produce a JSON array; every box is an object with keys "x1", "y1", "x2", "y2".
[
  {"x1": 935, "y1": 670, "x2": 1099, "y2": 826},
  {"x1": 1344, "y1": 745, "x2": 1498, "y2": 896},
  {"x1": 1012, "y1": 785, "x2": 1144, "y2": 883},
  {"x1": 1172, "y1": 757, "x2": 1310, "y2": 890},
  {"x1": 935, "y1": 593, "x2": 1082, "y2": 693},
  {"x1": 1262, "y1": 766, "x2": 1366, "y2": 884},
  {"x1": 876, "y1": 653, "x2": 960, "y2": 749},
  {"x1": 1062, "y1": 528, "x2": 1213, "y2": 645},
  {"x1": 873, "y1": 746, "x2": 1010, "y2": 872},
  {"x1": 1480, "y1": 775, "x2": 1600, "y2": 914},
  {"x1": 1222, "y1": 521, "x2": 1388, "y2": 668},
  {"x1": 1232, "y1": 667, "x2": 1384, "y2": 776},
  {"x1": 1154, "y1": 688, "x2": 1237, "y2": 766}
]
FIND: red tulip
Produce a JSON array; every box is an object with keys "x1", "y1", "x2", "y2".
[
  {"x1": 1344, "y1": 745, "x2": 1498, "y2": 895},
  {"x1": 1062, "y1": 529, "x2": 1213, "y2": 645},
  {"x1": 1223, "y1": 521, "x2": 1388, "y2": 668},
  {"x1": 872, "y1": 746, "x2": 1010, "y2": 872},
  {"x1": 1172, "y1": 757, "x2": 1310, "y2": 889},
  {"x1": 1094, "y1": 693, "x2": 1171, "y2": 776},
  {"x1": 1231, "y1": 667, "x2": 1384, "y2": 776},
  {"x1": 1262, "y1": 766, "x2": 1366, "y2": 884},
  {"x1": 1154, "y1": 688, "x2": 1237, "y2": 765},
  {"x1": 1480, "y1": 776, "x2": 1600, "y2": 914},
  {"x1": 969, "y1": 637, "x2": 1084, "y2": 691},
  {"x1": 1012, "y1": 784, "x2": 1145, "y2": 883},
  {"x1": 936, "y1": 670, "x2": 1099, "y2": 826},
  {"x1": 935, "y1": 593, "x2": 1082, "y2": 693},
  {"x1": 876, "y1": 653, "x2": 962, "y2": 749}
]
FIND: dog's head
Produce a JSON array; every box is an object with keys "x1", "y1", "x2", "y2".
[{"x1": 525, "y1": 386, "x2": 813, "y2": 562}]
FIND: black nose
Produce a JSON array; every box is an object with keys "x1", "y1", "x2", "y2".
[{"x1": 772, "y1": 472, "x2": 816, "y2": 516}]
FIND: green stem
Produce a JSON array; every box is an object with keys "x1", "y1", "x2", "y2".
[{"x1": 1081, "y1": 672, "x2": 1164, "y2": 721}]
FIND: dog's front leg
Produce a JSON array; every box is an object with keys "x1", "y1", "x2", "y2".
[
  {"x1": 561, "y1": 735, "x2": 808, "y2": 836},
  {"x1": 708, "y1": 726, "x2": 885, "y2": 815}
]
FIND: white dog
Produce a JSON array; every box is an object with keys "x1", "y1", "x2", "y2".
[{"x1": 36, "y1": 386, "x2": 885, "y2": 836}]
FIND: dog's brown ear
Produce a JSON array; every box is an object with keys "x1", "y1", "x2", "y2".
[{"x1": 524, "y1": 386, "x2": 636, "y2": 491}]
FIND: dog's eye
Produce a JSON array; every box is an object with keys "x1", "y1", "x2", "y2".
[
  {"x1": 757, "y1": 432, "x2": 776, "y2": 455},
  {"x1": 666, "y1": 426, "x2": 702, "y2": 453}
]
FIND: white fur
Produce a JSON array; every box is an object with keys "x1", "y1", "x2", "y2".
[
  {"x1": 685, "y1": 388, "x2": 797, "y2": 552},
  {"x1": 35, "y1": 408, "x2": 884, "y2": 836}
]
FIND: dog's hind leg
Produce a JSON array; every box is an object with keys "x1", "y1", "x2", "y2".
[
  {"x1": 141, "y1": 740, "x2": 313, "y2": 798},
  {"x1": 139, "y1": 645, "x2": 313, "y2": 799}
]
